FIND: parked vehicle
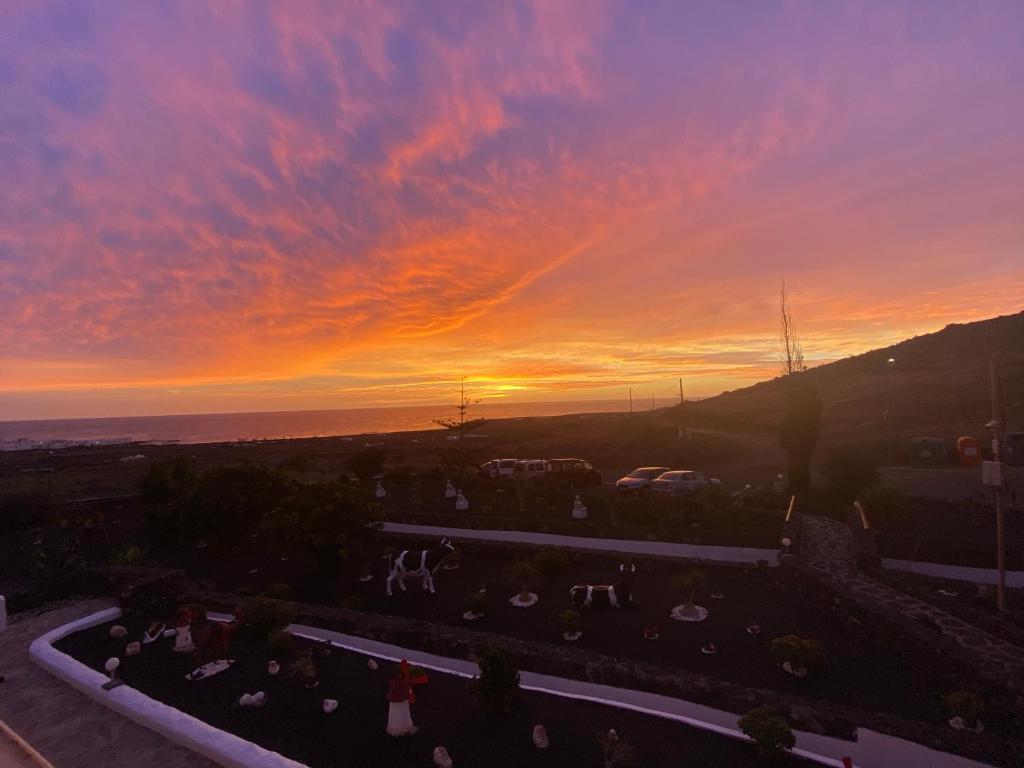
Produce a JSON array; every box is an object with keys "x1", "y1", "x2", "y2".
[
  {"x1": 1003, "y1": 433, "x2": 1024, "y2": 466},
  {"x1": 479, "y1": 458, "x2": 518, "y2": 478},
  {"x1": 545, "y1": 458, "x2": 602, "y2": 490},
  {"x1": 513, "y1": 459, "x2": 547, "y2": 483},
  {"x1": 650, "y1": 470, "x2": 718, "y2": 496},
  {"x1": 615, "y1": 467, "x2": 670, "y2": 493}
]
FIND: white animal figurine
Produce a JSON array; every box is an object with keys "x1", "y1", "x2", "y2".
[
  {"x1": 444, "y1": 481, "x2": 456, "y2": 499},
  {"x1": 571, "y1": 495, "x2": 588, "y2": 520},
  {"x1": 455, "y1": 491, "x2": 469, "y2": 511},
  {"x1": 532, "y1": 724, "x2": 550, "y2": 749},
  {"x1": 433, "y1": 746, "x2": 453, "y2": 768},
  {"x1": 386, "y1": 538, "x2": 456, "y2": 596},
  {"x1": 238, "y1": 691, "x2": 266, "y2": 707},
  {"x1": 376, "y1": 482, "x2": 387, "y2": 499}
]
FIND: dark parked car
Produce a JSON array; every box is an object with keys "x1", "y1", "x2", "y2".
[
  {"x1": 649, "y1": 470, "x2": 718, "y2": 496},
  {"x1": 615, "y1": 467, "x2": 670, "y2": 493},
  {"x1": 546, "y1": 458, "x2": 602, "y2": 490}
]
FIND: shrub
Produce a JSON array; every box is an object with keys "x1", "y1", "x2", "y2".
[
  {"x1": 279, "y1": 454, "x2": 311, "y2": 473},
  {"x1": 267, "y1": 628, "x2": 296, "y2": 659},
  {"x1": 261, "y1": 480, "x2": 380, "y2": 569},
  {"x1": 942, "y1": 692, "x2": 984, "y2": 727},
  {"x1": 143, "y1": 505, "x2": 180, "y2": 546},
  {"x1": 235, "y1": 597, "x2": 293, "y2": 640},
  {"x1": 141, "y1": 457, "x2": 197, "y2": 503},
  {"x1": 821, "y1": 444, "x2": 880, "y2": 503},
  {"x1": 180, "y1": 464, "x2": 288, "y2": 546},
  {"x1": 738, "y1": 707, "x2": 795, "y2": 758},
  {"x1": 0, "y1": 491, "x2": 56, "y2": 535},
  {"x1": 267, "y1": 582, "x2": 292, "y2": 600},
  {"x1": 770, "y1": 635, "x2": 825, "y2": 675},
  {"x1": 558, "y1": 609, "x2": 582, "y2": 635},
  {"x1": 345, "y1": 447, "x2": 386, "y2": 484},
  {"x1": 508, "y1": 561, "x2": 540, "y2": 594},
  {"x1": 119, "y1": 580, "x2": 178, "y2": 621},
  {"x1": 532, "y1": 547, "x2": 570, "y2": 576},
  {"x1": 110, "y1": 545, "x2": 148, "y2": 566},
  {"x1": 476, "y1": 650, "x2": 521, "y2": 713},
  {"x1": 671, "y1": 566, "x2": 707, "y2": 608}
]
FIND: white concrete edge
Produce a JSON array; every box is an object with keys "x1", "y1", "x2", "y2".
[
  {"x1": 381, "y1": 521, "x2": 780, "y2": 566},
  {"x1": 28, "y1": 607, "x2": 308, "y2": 768},
  {"x1": 881, "y1": 558, "x2": 1024, "y2": 588}
]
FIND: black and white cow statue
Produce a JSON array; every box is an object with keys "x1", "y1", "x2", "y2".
[
  {"x1": 570, "y1": 564, "x2": 636, "y2": 608},
  {"x1": 386, "y1": 538, "x2": 456, "y2": 596}
]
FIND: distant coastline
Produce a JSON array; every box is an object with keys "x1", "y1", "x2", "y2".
[{"x1": 0, "y1": 399, "x2": 651, "y2": 451}]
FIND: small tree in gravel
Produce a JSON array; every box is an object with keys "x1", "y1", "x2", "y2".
[
  {"x1": 739, "y1": 707, "x2": 795, "y2": 759},
  {"x1": 476, "y1": 650, "x2": 521, "y2": 713},
  {"x1": 669, "y1": 566, "x2": 708, "y2": 621},
  {"x1": 558, "y1": 609, "x2": 582, "y2": 641},
  {"x1": 770, "y1": 635, "x2": 825, "y2": 677},
  {"x1": 508, "y1": 561, "x2": 541, "y2": 606}
]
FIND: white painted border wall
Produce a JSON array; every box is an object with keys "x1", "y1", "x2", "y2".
[
  {"x1": 381, "y1": 521, "x2": 779, "y2": 565},
  {"x1": 882, "y1": 558, "x2": 1024, "y2": 588},
  {"x1": 33, "y1": 608, "x2": 995, "y2": 768},
  {"x1": 28, "y1": 607, "x2": 306, "y2": 768}
]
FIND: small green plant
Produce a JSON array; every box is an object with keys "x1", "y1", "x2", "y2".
[
  {"x1": 267, "y1": 628, "x2": 296, "y2": 659},
  {"x1": 236, "y1": 597, "x2": 293, "y2": 640},
  {"x1": 476, "y1": 649, "x2": 521, "y2": 713},
  {"x1": 558, "y1": 609, "x2": 582, "y2": 637},
  {"x1": 110, "y1": 545, "x2": 148, "y2": 566},
  {"x1": 942, "y1": 692, "x2": 984, "y2": 728},
  {"x1": 464, "y1": 591, "x2": 486, "y2": 616},
  {"x1": 508, "y1": 561, "x2": 541, "y2": 602},
  {"x1": 671, "y1": 566, "x2": 707, "y2": 614},
  {"x1": 738, "y1": 707, "x2": 795, "y2": 758},
  {"x1": 532, "y1": 547, "x2": 570, "y2": 576},
  {"x1": 770, "y1": 635, "x2": 825, "y2": 676}
]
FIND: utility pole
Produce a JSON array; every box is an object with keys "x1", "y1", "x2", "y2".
[
  {"x1": 629, "y1": 387, "x2": 633, "y2": 416},
  {"x1": 679, "y1": 378, "x2": 684, "y2": 405},
  {"x1": 986, "y1": 359, "x2": 1006, "y2": 611},
  {"x1": 651, "y1": 393, "x2": 655, "y2": 415}
]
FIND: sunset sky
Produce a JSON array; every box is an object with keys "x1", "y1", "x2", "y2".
[{"x1": 2, "y1": 1, "x2": 1023, "y2": 420}]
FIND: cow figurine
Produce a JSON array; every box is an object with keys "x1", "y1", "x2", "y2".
[
  {"x1": 570, "y1": 564, "x2": 636, "y2": 608},
  {"x1": 386, "y1": 538, "x2": 456, "y2": 596}
]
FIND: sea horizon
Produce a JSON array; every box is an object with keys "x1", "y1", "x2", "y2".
[{"x1": 0, "y1": 398, "x2": 670, "y2": 450}]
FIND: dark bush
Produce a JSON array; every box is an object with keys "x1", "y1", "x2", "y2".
[
  {"x1": 476, "y1": 649, "x2": 521, "y2": 713},
  {"x1": 261, "y1": 481, "x2": 380, "y2": 569},
  {"x1": 822, "y1": 444, "x2": 881, "y2": 503},
  {"x1": 179, "y1": 463, "x2": 289, "y2": 546},
  {"x1": 268, "y1": 628, "x2": 296, "y2": 659},
  {"x1": 143, "y1": 504, "x2": 180, "y2": 546},
  {"x1": 345, "y1": 447, "x2": 386, "y2": 484},
  {"x1": 235, "y1": 597, "x2": 293, "y2": 640},
  {"x1": 119, "y1": 580, "x2": 178, "y2": 621},
  {"x1": 738, "y1": 707, "x2": 795, "y2": 758},
  {"x1": 0, "y1": 491, "x2": 57, "y2": 534},
  {"x1": 141, "y1": 457, "x2": 197, "y2": 503}
]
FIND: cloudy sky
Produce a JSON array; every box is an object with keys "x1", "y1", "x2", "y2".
[{"x1": 2, "y1": 1, "x2": 1022, "y2": 419}]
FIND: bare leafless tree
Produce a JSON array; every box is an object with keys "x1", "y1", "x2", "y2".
[{"x1": 779, "y1": 282, "x2": 805, "y2": 376}]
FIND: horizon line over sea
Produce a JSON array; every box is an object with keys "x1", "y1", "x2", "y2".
[{"x1": 0, "y1": 398, "x2": 691, "y2": 450}]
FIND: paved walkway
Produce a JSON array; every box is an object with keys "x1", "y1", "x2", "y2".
[
  {"x1": 0, "y1": 600, "x2": 216, "y2": 768},
  {"x1": 800, "y1": 516, "x2": 1024, "y2": 683},
  {"x1": 381, "y1": 521, "x2": 779, "y2": 565}
]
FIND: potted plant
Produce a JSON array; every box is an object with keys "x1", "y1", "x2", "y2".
[
  {"x1": 559, "y1": 609, "x2": 583, "y2": 641},
  {"x1": 463, "y1": 591, "x2": 486, "y2": 621},
  {"x1": 476, "y1": 650, "x2": 521, "y2": 713},
  {"x1": 943, "y1": 692, "x2": 985, "y2": 732},
  {"x1": 669, "y1": 567, "x2": 708, "y2": 622},
  {"x1": 770, "y1": 635, "x2": 825, "y2": 677},
  {"x1": 508, "y1": 561, "x2": 540, "y2": 607},
  {"x1": 738, "y1": 707, "x2": 795, "y2": 759}
]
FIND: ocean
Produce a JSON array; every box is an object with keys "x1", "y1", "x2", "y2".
[{"x1": 0, "y1": 400, "x2": 634, "y2": 450}]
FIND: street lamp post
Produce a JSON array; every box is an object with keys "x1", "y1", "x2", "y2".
[{"x1": 885, "y1": 358, "x2": 896, "y2": 467}]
